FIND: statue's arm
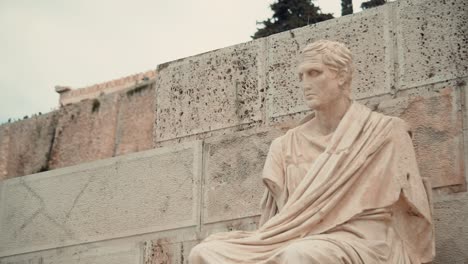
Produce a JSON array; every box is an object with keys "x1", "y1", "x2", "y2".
[
  {"x1": 259, "y1": 137, "x2": 285, "y2": 225},
  {"x1": 392, "y1": 117, "x2": 432, "y2": 220},
  {"x1": 390, "y1": 117, "x2": 436, "y2": 261},
  {"x1": 262, "y1": 137, "x2": 285, "y2": 198}
]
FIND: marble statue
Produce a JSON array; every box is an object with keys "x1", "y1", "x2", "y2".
[{"x1": 189, "y1": 40, "x2": 435, "y2": 263}]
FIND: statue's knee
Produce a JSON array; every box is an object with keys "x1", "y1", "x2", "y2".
[
  {"x1": 279, "y1": 244, "x2": 305, "y2": 262},
  {"x1": 188, "y1": 243, "x2": 206, "y2": 263},
  {"x1": 274, "y1": 240, "x2": 338, "y2": 263}
]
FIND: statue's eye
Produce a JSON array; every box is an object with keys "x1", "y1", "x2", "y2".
[{"x1": 308, "y1": 70, "x2": 318, "y2": 76}]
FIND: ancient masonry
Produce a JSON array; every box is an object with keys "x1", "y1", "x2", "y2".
[{"x1": 0, "y1": 0, "x2": 467, "y2": 263}]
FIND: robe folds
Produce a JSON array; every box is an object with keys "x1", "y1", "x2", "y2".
[{"x1": 189, "y1": 102, "x2": 435, "y2": 264}]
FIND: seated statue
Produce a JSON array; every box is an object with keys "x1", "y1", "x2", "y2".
[{"x1": 189, "y1": 40, "x2": 435, "y2": 263}]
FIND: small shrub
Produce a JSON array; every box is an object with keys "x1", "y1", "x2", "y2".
[{"x1": 92, "y1": 99, "x2": 100, "y2": 113}]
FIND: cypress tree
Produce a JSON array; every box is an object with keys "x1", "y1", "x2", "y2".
[{"x1": 252, "y1": 0, "x2": 333, "y2": 39}]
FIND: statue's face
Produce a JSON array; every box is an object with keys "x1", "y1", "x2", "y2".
[{"x1": 299, "y1": 54, "x2": 346, "y2": 110}]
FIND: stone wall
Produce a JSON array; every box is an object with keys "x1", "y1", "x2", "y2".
[
  {"x1": 0, "y1": 113, "x2": 58, "y2": 181},
  {"x1": 0, "y1": 81, "x2": 156, "y2": 180},
  {"x1": 0, "y1": 0, "x2": 467, "y2": 263},
  {"x1": 58, "y1": 70, "x2": 157, "y2": 105}
]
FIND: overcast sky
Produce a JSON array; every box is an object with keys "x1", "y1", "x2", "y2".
[{"x1": 0, "y1": 0, "x2": 366, "y2": 124}]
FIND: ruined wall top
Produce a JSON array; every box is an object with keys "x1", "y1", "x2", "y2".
[{"x1": 55, "y1": 69, "x2": 157, "y2": 106}]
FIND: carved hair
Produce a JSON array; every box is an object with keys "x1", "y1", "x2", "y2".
[{"x1": 301, "y1": 40, "x2": 354, "y2": 88}]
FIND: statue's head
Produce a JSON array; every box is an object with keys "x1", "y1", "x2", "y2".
[{"x1": 298, "y1": 40, "x2": 354, "y2": 110}]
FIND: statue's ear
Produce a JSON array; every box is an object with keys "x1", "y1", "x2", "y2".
[{"x1": 337, "y1": 70, "x2": 346, "y2": 87}]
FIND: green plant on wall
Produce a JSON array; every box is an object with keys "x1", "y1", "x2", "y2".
[{"x1": 91, "y1": 99, "x2": 100, "y2": 113}]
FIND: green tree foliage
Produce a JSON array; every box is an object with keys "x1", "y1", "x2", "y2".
[
  {"x1": 361, "y1": 0, "x2": 387, "y2": 9},
  {"x1": 341, "y1": 0, "x2": 353, "y2": 16},
  {"x1": 252, "y1": 0, "x2": 333, "y2": 39}
]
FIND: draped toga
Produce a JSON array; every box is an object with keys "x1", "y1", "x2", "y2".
[{"x1": 189, "y1": 102, "x2": 435, "y2": 264}]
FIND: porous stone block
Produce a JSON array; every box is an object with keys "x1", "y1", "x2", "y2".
[
  {"x1": 115, "y1": 83, "x2": 156, "y2": 156},
  {"x1": 433, "y1": 194, "x2": 468, "y2": 264},
  {"x1": 377, "y1": 85, "x2": 465, "y2": 189},
  {"x1": 397, "y1": 0, "x2": 468, "y2": 88},
  {"x1": 48, "y1": 95, "x2": 119, "y2": 170},
  {"x1": 267, "y1": 4, "x2": 394, "y2": 118},
  {"x1": 155, "y1": 40, "x2": 266, "y2": 142},
  {"x1": 5, "y1": 112, "x2": 58, "y2": 178},
  {"x1": 0, "y1": 141, "x2": 202, "y2": 256},
  {"x1": 202, "y1": 130, "x2": 283, "y2": 224}
]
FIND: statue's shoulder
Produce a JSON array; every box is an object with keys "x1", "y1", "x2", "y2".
[
  {"x1": 269, "y1": 132, "x2": 286, "y2": 153},
  {"x1": 389, "y1": 116, "x2": 410, "y2": 130},
  {"x1": 368, "y1": 107, "x2": 412, "y2": 137},
  {"x1": 389, "y1": 116, "x2": 412, "y2": 139},
  {"x1": 269, "y1": 123, "x2": 304, "y2": 153}
]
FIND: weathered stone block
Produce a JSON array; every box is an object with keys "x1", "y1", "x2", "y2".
[
  {"x1": 397, "y1": 0, "x2": 468, "y2": 88},
  {"x1": 48, "y1": 95, "x2": 119, "y2": 170},
  {"x1": 115, "y1": 83, "x2": 156, "y2": 156},
  {"x1": 0, "y1": 241, "x2": 140, "y2": 264},
  {"x1": 203, "y1": 130, "x2": 283, "y2": 224},
  {"x1": 378, "y1": 85, "x2": 465, "y2": 189},
  {"x1": 433, "y1": 194, "x2": 468, "y2": 264},
  {"x1": 5, "y1": 112, "x2": 58, "y2": 178},
  {"x1": 0, "y1": 142, "x2": 202, "y2": 256},
  {"x1": 267, "y1": 4, "x2": 394, "y2": 118},
  {"x1": 155, "y1": 40, "x2": 266, "y2": 142},
  {"x1": 143, "y1": 239, "x2": 198, "y2": 264}
]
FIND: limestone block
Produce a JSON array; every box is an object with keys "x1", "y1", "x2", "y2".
[
  {"x1": 377, "y1": 84, "x2": 465, "y2": 189},
  {"x1": 202, "y1": 130, "x2": 283, "y2": 224},
  {"x1": 267, "y1": 4, "x2": 394, "y2": 118},
  {"x1": 0, "y1": 241, "x2": 140, "y2": 264},
  {"x1": 0, "y1": 141, "x2": 202, "y2": 256},
  {"x1": 5, "y1": 112, "x2": 58, "y2": 179},
  {"x1": 155, "y1": 40, "x2": 266, "y2": 142},
  {"x1": 397, "y1": 0, "x2": 468, "y2": 88},
  {"x1": 433, "y1": 194, "x2": 468, "y2": 264},
  {"x1": 48, "y1": 95, "x2": 119, "y2": 170},
  {"x1": 115, "y1": 83, "x2": 156, "y2": 156}
]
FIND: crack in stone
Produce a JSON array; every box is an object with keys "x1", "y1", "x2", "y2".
[
  {"x1": 17, "y1": 177, "x2": 82, "y2": 240},
  {"x1": 18, "y1": 209, "x2": 41, "y2": 232},
  {"x1": 41, "y1": 212, "x2": 75, "y2": 239},
  {"x1": 64, "y1": 175, "x2": 93, "y2": 220},
  {"x1": 20, "y1": 178, "x2": 46, "y2": 207}
]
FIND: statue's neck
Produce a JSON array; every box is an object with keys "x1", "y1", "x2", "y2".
[{"x1": 315, "y1": 96, "x2": 351, "y2": 136}]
